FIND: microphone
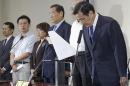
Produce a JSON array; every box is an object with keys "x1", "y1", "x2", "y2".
[
  {"x1": 11, "y1": 35, "x2": 24, "y2": 49},
  {"x1": 77, "y1": 30, "x2": 83, "y2": 44}
]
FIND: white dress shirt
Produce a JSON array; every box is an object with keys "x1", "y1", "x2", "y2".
[
  {"x1": 70, "y1": 13, "x2": 99, "y2": 51},
  {"x1": 10, "y1": 31, "x2": 37, "y2": 62},
  {"x1": 69, "y1": 20, "x2": 85, "y2": 51},
  {"x1": 5, "y1": 35, "x2": 13, "y2": 44}
]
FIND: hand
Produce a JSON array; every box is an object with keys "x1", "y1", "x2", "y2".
[
  {"x1": 31, "y1": 69, "x2": 35, "y2": 75},
  {"x1": 120, "y1": 76, "x2": 128, "y2": 86},
  {"x1": 0, "y1": 67, "x2": 2, "y2": 74},
  {"x1": 0, "y1": 67, "x2": 6, "y2": 74},
  {"x1": 0, "y1": 67, "x2": 6, "y2": 75},
  {"x1": 12, "y1": 64, "x2": 17, "y2": 72},
  {"x1": 65, "y1": 70, "x2": 70, "y2": 77},
  {"x1": 31, "y1": 80, "x2": 35, "y2": 85}
]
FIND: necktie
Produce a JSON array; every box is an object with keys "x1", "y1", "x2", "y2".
[
  {"x1": 84, "y1": 26, "x2": 95, "y2": 83},
  {"x1": 90, "y1": 26, "x2": 94, "y2": 37},
  {"x1": 53, "y1": 25, "x2": 57, "y2": 31},
  {"x1": 3, "y1": 39, "x2": 7, "y2": 46},
  {"x1": 89, "y1": 26, "x2": 94, "y2": 43}
]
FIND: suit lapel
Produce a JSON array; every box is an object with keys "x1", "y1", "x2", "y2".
[
  {"x1": 36, "y1": 41, "x2": 42, "y2": 57},
  {"x1": 5, "y1": 36, "x2": 14, "y2": 47},
  {"x1": 3, "y1": 36, "x2": 14, "y2": 50},
  {"x1": 92, "y1": 27, "x2": 100, "y2": 49},
  {"x1": 36, "y1": 41, "x2": 46, "y2": 57},
  {"x1": 34, "y1": 41, "x2": 40, "y2": 56},
  {"x1": 92, "y1": 14, "x2": 102, "y2": 49},
  {"x1": 55, "y1": 21, "x2": 65, "y2": 33},
  {"x1": 49, "y1": 25, "x2": 54, "y2": 31}
]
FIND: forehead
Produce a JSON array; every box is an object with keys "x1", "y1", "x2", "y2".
[
  {"x1": 73, "y1": 0, "x2": 83, "y2": 3},
  {"x1": 18, "y1": 18, "x2": 29, "y2": 23},
  {"x1": 3, "y1": 24, "x2": 9, "y2": 28},
  {"x1": 50, "y1": 7, "x2": 56, "y2": 11},
  {"x1": 76, "y1": 11, "x2": 85, "y2": 16},
  {"x1": 36, "y1": 29, "x2": 45, "y2": 32}
]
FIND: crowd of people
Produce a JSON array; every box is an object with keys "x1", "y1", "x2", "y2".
[{"x1": 0, "y1": 0, "x2": 128, "y2": 86}]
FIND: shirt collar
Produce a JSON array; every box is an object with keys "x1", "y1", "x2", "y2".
[
  {"x1": 6, "y1": 35, "x2": 13, "y2": 42},
  {"x1": 54, "y1": 19, "x2": 64, "y2": 30},
  {"x1": 92, "y1": 13, "x2": 99, "y2": 31},
  {"x1": 21, "y1": 31, "x2": 31, "y2": 37}
]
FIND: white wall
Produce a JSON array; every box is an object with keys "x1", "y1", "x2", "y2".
[
  {"x1": 1, "y1": 0, "x2": 74, "y2": 36},
  {"x1": 94, "y1": 0, "x2": 130, "y2": 59},
  {"x1": 0, "y1": 1, "x2": 130, "y2": 84},
  {"x1": 0, "y1": 0, "x2": 3, "y2": 40},
  {"x1": 0, "y1": 0, "x2": 130, "y2": 58}
]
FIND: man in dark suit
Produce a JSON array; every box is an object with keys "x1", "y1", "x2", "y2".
[
  {"x1": 73, "y1": 1, "x2": 127, "y2": 86},
  {"x1": 49, "y1": 4, "x2": 71, "y2": 85},
  {"x1": 0, "y1": 22, "x2": 15, "y2": 86},
  {"x1": 0, "y1": 41, "x2": 2, "y2": 48}
]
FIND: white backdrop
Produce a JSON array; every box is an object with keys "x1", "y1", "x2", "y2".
[{"x1": 0, "y1": 0, "x2": 130, "y2": 62}]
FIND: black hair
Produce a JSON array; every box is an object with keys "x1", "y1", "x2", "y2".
[
  {"x1": 17, "y1": 15, "x2": 31, "y2": 24},
  {"x1": 50, "y1": 4, "x2": 65, "y2": 17},
  {"x1": 36, "y1": 22, "x2": 50, "y2": 36},
  {"x1": 73, "y1": 1, "x2": 95, "y2": 16},
  {"x1": 3, "y1": 22, "x2": 14, "y2": 30}
]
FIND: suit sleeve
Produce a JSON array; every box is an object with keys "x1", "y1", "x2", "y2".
[
  {"x1": 3, "y1": 41, "x2": 13, "y2": 71},
  {"x1": 64, "y1": 24, "x2": 71, "y2": 71},
  {"x1": 109, "y1": 20, "x2": 127, "y2": 77},
  {"x1": 44, "y1": 44, "x2": 56, "y2": 60},
  {"x1": 42, "y1": 44, "x2": 56, "y2": 78},
  {"x1": 30, "y1": 42, "x2": 37, "y2": 69},
  {"x1": 64, "y1": 24, "x2": 71, "y2": 43},
  {"x1": 4, "y1": 59, "x2": 12, "y2": 72}
]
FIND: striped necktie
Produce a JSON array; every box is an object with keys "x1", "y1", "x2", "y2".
[
  {"x1": 89, "y1": 26, "x2": 94, "y2": 43},
  {"x1": 53, "y1": 25, "x2": 57, "y2": 31}
]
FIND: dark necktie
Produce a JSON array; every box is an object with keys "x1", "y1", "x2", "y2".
[
  {"x1": 83, "y1": 26, "x2": 95, "y2": 83},
  {"x1": 3, "y1": 39, "x2": 7, "y2": 46},
  {"x1": 89, "y1": 26, "x2": 94, "y2": 44}
]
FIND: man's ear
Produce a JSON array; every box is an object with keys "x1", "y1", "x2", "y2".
[
  {"x1": 59, "y1": 11, "x2": 63, "y2": 17},
  {"x1": 88, "y1": 11, "x2": 93, "y2": 16}
]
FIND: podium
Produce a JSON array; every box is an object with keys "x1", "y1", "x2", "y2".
[
  {"x1": 30, "y1": 82, "x2": 48, "y2": 86},
  {"x1": 48, "y1": 31, "x2": 76, "y2": 86},
  {"x1": 0, "y1": 80, "x2": 11, "y2": 86},
  {"x1": 16, "y1": 81, "x2": 48, "y2": 86}
]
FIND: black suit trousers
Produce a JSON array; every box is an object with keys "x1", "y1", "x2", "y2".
[{"x1": 72, "y1": 53, "x2": 92, "y2": 86}]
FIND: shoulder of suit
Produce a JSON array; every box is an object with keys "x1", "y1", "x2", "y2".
[
  {"x1": 63, "y1": 21, "x2": 71, "y2": 26},
  {"x1": 11, "y1": 36, "x2": 15, "y2": 40},
  {"x1": 99, "y1": 14, "x2": 116, "y2": 25}
]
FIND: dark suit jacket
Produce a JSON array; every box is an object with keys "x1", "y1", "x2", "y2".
[
  {"x1": 49, "y1": 21, "x2": 71, "y2": 71},
  {"x1": 42, "y1": 43, "x2": 56, "y2": 78},
  {"x1": 30, "y1": 40, "x2": 45, "y2": 80},
  {"x1": 0, "y1": 41, "x2": 2, "y2": 46},
  {"x1": 0, "y1": 36, "x2": 14, "y2": 81},
  {"x1": 31, "y1": 40, "x2": 56, "y2": 79},
  {"x1": 84, "y1": 14, "x2": 127, "y2": 86},
  {"x1": 49, "y1": 21, "x2": 71, "y2": 43}
]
